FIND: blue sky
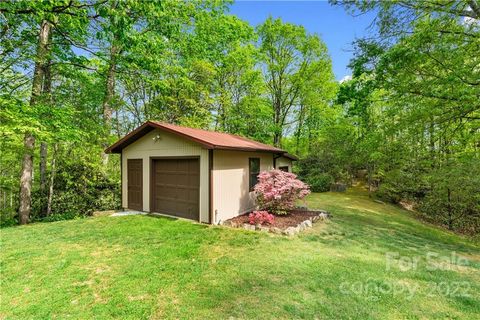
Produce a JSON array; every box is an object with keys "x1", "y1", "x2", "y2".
[{"x1": 229, "y1": 1, "x2": 377, "y2": 80}]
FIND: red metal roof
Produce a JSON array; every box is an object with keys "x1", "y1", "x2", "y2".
[{"x1": 105, "y1": 121, "x2": 289, "y2": 155}]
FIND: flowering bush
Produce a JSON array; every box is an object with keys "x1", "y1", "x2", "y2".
[
  {"x1": 254, "y1": 169, "x2": 310, "y2": 215},
  {"x1": 248, "y1": 210, "x2": 275, "y2": 225}
]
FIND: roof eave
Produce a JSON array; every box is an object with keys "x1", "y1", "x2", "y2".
[
  {"x1": 212, "y1": 146, "x2": 284, "y2": 153},
  {"x1": 105, "y1": 120, "x2": 289, "y2": 155},
  {"x1": 105, "y1": 122, "x2": 153, "y2": 154},
  {"x1": 149, "y1": 121, "x2": 215, "y2": 149},
  {"x1": 282, "y1": 153, "x2": 299, "y2": 161},
  {"x1": 105, "y1": 121, "x2": 217, "y2": 154}
]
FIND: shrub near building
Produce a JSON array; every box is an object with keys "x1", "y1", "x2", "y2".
[{"x1": 254, "y1": 169, "x2": 310, "y2": 215}]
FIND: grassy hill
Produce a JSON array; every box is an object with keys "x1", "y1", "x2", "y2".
[{"x1": 1, "y1": 188, "x2": 479, "y2": 319}]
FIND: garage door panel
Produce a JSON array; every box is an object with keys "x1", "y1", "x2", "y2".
[
  {"x1": 127, "y1": 159, "x2": 143, "y2": 211},
  {"x1": 188, "y1": 160, "x2": 198, "y2": 171},
  {"x1": 158, "y1": 201, "x2": 193, "y2": 219},
  {"x1": 175, "y1": 174, "x2": 189, "y2": 186},
  {"x1": 188, "y1": 189, "x2": 199, "y2": 202},
  {"x1": 158, "y1": 187, "x2": 176, "y2": 199},
  {"x1": 177, "y1": 160, "x2": 188, "y2": 171},
  {"x1": 157, "y1": 173, "x2": 198, "y2": 186},
  {"x1": 188, "y1": 173, "x2": 199, "y2": 184},
  {"x1": 151, "y1": 158, "x2": 200, "y2": 220}
]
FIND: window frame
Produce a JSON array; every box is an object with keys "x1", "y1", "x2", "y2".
[{"x1": 249, "y1": 157, "x2": 260, "y2": 191}]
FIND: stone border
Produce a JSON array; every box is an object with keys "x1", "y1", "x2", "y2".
[{"x1": 234, "y1": 211, "x2": 330, "y2": 236}]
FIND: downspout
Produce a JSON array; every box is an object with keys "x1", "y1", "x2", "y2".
[
  {"x1": 209, "y1": 149, "x2": 214, "y2": 224},
  {"x1": 120, "y1": 152, "x2": 123, "y2": 210}
]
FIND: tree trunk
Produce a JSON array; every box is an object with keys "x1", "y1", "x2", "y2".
[
  {"x1": 429, "y1": 117, "x2": 435, "y2": 167},
  {"x1": 18, "y1": 20, "x2": 51, "y2": 225},
  {"x1": 39, "y1": 43, "x2": 53, "y2": 216},
  {"x1": 295, "y1": 103, "x2": 306, "y2": 155},
  {"x1": 39, "y1": 141, "x2": 48, "y2": 216},
  {"x1": 19, "y1": 135, "x2": 35, "y2": 224},
  {"x1": 46, "y1": 144, "x2": 58, "y2": 216},
  {"x1": 273, "y1": 131, "x2": 281, "y2": 147},
  {"x1": 273, "y1": 97, "x2": 282, "y2": 147},
  {"x1": 29, "y1": 20, "x2": 51, "y2": 106},
  {"x1": 103, "y1": 44, "x2": 117, "y2": 125},
  {"x1": 101, "y1": 40, "x2": 119, "y2": 165},
  {"x1": 39, "y1": 142, "x2": 47, "y2": 191},
  {"x1": 115, "y1": 110, "x2": 122, "y2": 138},
  {"x1": 307, "y1": 124, "x2": 312, "y2": 154},
  {"x1": 367, "y1": 163, "x2": 373, "y2": 198}
]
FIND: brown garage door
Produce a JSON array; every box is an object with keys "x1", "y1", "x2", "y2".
[
  {"x1": 127, "y1": 159, "x2": 143, "y2": 211},
  {"x1": 151, "y1": 158, "x2": 200, "y2": 220}
]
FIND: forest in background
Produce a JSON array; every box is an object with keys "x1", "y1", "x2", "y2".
[{"x1": 1, "y1": 0, "x2": 479, "y2": 235}]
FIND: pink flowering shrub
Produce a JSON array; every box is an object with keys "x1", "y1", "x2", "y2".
[
  {"x1": 254, "y1": 169, "x2": 310, "y2": 215},
  {"x1": 248, "y1": 210, "x2": 275, "y2": 225}
]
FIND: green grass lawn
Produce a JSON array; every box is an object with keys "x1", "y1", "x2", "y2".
[{"x1": 1, "y1": 188, "x2": 479, "y2": 319}]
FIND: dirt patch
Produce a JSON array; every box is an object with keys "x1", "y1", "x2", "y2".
[{"x1": 224, "y1": 209, "x2": 329, "y2": 230}]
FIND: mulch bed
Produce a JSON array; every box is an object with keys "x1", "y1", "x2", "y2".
[{"x1": 225, "y1": 209, "x2": 327, "y2": 229}]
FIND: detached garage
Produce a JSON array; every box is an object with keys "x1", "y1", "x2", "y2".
[{"x1": 106, "y1": 121, "x2": 296, "y2": 224}]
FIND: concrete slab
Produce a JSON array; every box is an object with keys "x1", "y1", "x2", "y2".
[{"x1": 110, "y1": 211, "x2": 148, "y2": 217}]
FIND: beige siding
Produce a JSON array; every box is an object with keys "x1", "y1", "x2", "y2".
[
  {"x1": 212, "y1": 150, "x2": 274, "y2": 223},
  {"x1": 275, "y1": 156, "x2": 293, "y2": 172},
  {"x1": 121, "y1": 129, "x2": 209, "y2": 223}
]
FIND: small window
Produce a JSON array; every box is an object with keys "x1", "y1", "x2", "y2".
[
  {"x1": 249, "y1": 158, "x2": 260, "y2": 191},
  {"x1": 279, "y1": 166, "x2": 289, "y2": 172}
]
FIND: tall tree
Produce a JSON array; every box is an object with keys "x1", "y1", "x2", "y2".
[
  {"x1": 18, "y1": 19, "x2": 52, "y2": 224},
  {"x1": 2, "y1": 0, "x2": 94, "y2": 224},
  {"x1": 257, "y1": 17, "x2": 331, "y2": 147},
  {"x1": 329, "y1": 0, "x2": 480, "y2": 232},
  {"x1": 97, "y1": 0, "x2": 129, "y2": 165}
]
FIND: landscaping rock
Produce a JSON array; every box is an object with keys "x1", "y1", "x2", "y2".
[
  {"x1": 270, "y1": 227, "x2": 283, "y2": 234},
  {"x1": 243, "y1": 223, "x2": 255, "y2": 231},
  {"x1": 224, "y1": 209, "x2": 330, "y2": 236},
  {"x1": 283, "y1": 227, "x2": 297, "y2": 236},
  {"x1": 303, "y1": 219, "x2": 313, "y2": 228},
  {"x1": 259, "y1": 226, "x2": 270, "y2": 233},
  {"x1": 318, "y1": 212, "x2": 330, "y2": 220}
]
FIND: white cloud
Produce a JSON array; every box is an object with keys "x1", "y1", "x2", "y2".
[{"x1": 339, "y1": 75, "x2": 352, "y2": 83}]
